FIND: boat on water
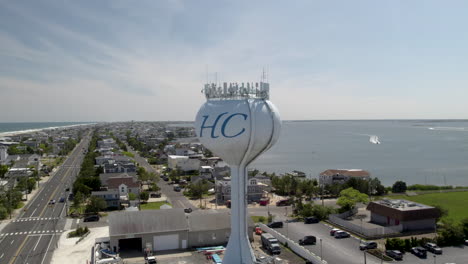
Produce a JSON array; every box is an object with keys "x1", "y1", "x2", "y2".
[{"x1": 369, "y1": 135, "x2": 381, "y2": 144}]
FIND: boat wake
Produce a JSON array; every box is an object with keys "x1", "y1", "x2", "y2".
[{"x1": 428, "y1": 127, "x2": 468, "y2": 132}]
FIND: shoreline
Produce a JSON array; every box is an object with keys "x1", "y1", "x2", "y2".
[{"x1": 0, "y1": 123, "x2": 97, "y2": 138}]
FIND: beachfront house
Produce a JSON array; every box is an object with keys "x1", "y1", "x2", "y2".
[{"x1": 319, "y1": 169, "x2": 370, "y2": 186}]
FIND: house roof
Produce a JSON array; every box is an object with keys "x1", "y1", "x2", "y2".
[
  {"x1": 188, "y1": 209, "x2": 254, "y2": 232},
  {"x1": 100, "y1": 172, "x2": 137, "y2": 186},
  {"x1": 320, "y1": 169, "x2": 370, "y2": 177},
  {"x1": 107, "y1": 176, "x2": 140, "y2": 188},
  {"x1": 109, "y1": 209, "x2": 188, "y2": 236},
  {"x1": 367, "y1": 200, "x2": 440, "y2": 221}
]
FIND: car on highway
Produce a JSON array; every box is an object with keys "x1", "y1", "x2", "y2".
[
  {"x1": 330, "y1": 228, "x2": 340, "y2": 236},
  {"x1": 48, "y1": 199, "x2": 56, "y2": 205},
  {"x1": 276, "y1": 199, "x2": 291, "y2": 206},
  {"x1": 59, "y1": 197, "x2": 65, "y2": 203},
  {"x1": 411, "y1": 247, "x2": 427, "y2": 258},
  {"x1": 334, "y1": 230, "x2": 350, "y2": 238},
  {"x1": 267, "y1": 221, "x2": 284, "y2": 228},
  {"x1": 84, "y1": 215, "x2": 100, "y2": 222},
  {"x1": 304, "y1": 217, "x2": 319, "y2": 224},
  {"x1": 299, "y1": 235, "x2": 317, "y2": 245},
  {"x1": 68, "y1": 193, "x2": 74, "y2": 201},
  {"x1": 424, "y1": 242, "x2": 443, "y2": 254},
  {"x1": 386, "y1": 250, "x2": 403, "y2": 260},
  {"x1": 359, "y1": 241, "x2": 377, "y2": 250}
]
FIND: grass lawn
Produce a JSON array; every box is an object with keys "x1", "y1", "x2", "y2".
[
  {"x1": 251, "y1": 215, "x2": 268, "y2": 224},
  {"x1": 140, "y1": 201, "x2": 171, "y2": 210},
  {"x1": 386, "y1": 191, "x2": 468, "y2": 222}
]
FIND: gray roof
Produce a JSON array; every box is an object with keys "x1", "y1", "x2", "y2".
[
  {"x1": 188, "y1": 209, "x2": 254, "y2": 232},
  {"x1": 109, "y1": 209, "x2": 188, "y2": 236}
]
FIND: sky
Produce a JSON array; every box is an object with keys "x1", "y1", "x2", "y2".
[{"x1": 0, "y1": 0, "x2": 467, "y2": 122}]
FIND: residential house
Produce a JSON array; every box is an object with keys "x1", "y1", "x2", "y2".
[
  {"x1": 168, "y1": 155, "x2": 201, "y2": 172},
  {"x1": 319, "y1": 169, "x2": 370, "y2": 186}
]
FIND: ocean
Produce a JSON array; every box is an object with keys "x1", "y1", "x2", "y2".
[
  {"x1": 250, "y1": 120, "x2": 468, "y2": 186},
  {"x1": 0, "y1": 122, "x2": 93, "y2": 136}
]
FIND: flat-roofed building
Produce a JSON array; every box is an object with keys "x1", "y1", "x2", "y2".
[{"x1": 367, "y1": 199, "x2": 439, "y2": 232}]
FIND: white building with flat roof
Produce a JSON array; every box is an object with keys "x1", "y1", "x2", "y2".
[{"x1": 168, "y1": 155, "x2": 201, "y2": 172}]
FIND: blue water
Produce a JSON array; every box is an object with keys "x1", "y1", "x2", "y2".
[
  {"x1": 0, "y1": 122, "x2": 92, "y2": 134},
  {"x1": 251, "y1": 120, "x2": 468, "y2": 186}
]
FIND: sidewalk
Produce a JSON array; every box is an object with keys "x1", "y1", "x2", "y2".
[{"x1": 0, "y1": 167, "x2": 57, "y2": 232}]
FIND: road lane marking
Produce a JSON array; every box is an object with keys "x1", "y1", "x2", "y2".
[
  {"x1": 0, "y1": 253, "x2": 3, "y2": 258},
  {"x1": 33, "y1": 235, "x2": 42, "y2": 251},
  {"x1": 10, "y1": 240, "x2": 14, "y2": 244},
  {"x1": 9, "y1": 235, "x2": 28, "y2": 264},
  {"x1": 40, "y1": 234, "x2": 54, "y2": 264}
]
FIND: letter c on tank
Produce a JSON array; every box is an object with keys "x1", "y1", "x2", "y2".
[{"x1": 221, "y1": 113, "x2": 248, "y2": 138}]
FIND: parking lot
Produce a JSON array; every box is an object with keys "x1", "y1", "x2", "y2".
[{"x1": 268, "y1": 217, "x2": 468, "y2": 264}]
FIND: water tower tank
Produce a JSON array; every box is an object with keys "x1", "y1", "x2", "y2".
[{"x1": 195, "y1": 81, "x2": 281, "y2": 264}]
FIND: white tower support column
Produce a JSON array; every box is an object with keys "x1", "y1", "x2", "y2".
[{"x1": 223, "y1": 166, "x2": 255, "y2": 264}]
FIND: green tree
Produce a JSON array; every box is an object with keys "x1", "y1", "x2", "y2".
[
  {"x1": 27, "y1": 178, "x2": 36, "y2": 193},
  {"x1": 86, "y1": 196, "x2": 107, "y2": 214},
  {"x1": 433, "y1": 204, "x2": 448, "y2": 222},
  {"x1": 128, "y1": 193, "x2": 137, "y2": 201},
  {"x1": 437, "y1": 219, "x2": 465, "y2": 246},
  {"x1": 187, "y1": 179, "x2": 210, "y2": 205},
  {"x1": 337, "y1": 187, "x2": 369, "y2": 211},
  {"x1": 150, "y1": 183, "x2": 161, "y2": 193},
  {"x1": 0, "y1": 206, "x2": 7, "y2": 219},
  {"x1": 392, "y1": 181, "x2": 407, "y2": 193},
  {"x1": 0, "y1": 165, "x2": 8, "y2": 178},
  {"x1": 73, "y1": 192, "x2": 84, "y2": 213},
  {"x1": 140, "y1": 191, "x2": 149, "y2": 201}
]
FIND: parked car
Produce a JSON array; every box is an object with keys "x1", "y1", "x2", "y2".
[
  {"x1": 150, "y1": 193, "x2": 161, "y2": 198},
  {"x1": 261, "y1": 233, "x2": 281, "y2": 255},
  {"x1": 424, "y1": 243, "x2": 443, "y2": 254},
  {"x1": 267, "y1": 221, "x2": 283, "y2": 228},
  {"x1": 259, "y1": 197, "x2": 270, "y2": 206},
  {"x1": 334, "y1": 231, "x2": 350, "y2": 239},
  {"x1": 84, "y1": 215, "x2": 100, "y2": 222},
  {"x1": 255, "y1": 227, "x2": 262, "y2": 235},
  {"x1": 173, "y1": 185, "x2": 181, "y2": 192},
  {"x1": 48, "y1": 199, "x2": 56, "y2": 205},
  {"x1": 299, "y1": 235, "x2": 317, "y2": 245},
  {"x1": 184, "y1": 208, "x2": 192, "y2": 213},
  {"x1": 59, "y1": 197, "x2": 65, "y2": 203},
  {"x1": 276, "y1": 199, "x2": 291, "y2": 206},
  {"x1": 304, "y1": 217, "x2": 319, "y2": 224},
  {"x1": 146, "y1": 256, "x2": 157, "y2": 264},
  {"x1": 465, "y1": 239, "x2": 468, "y2": 246},
  {"x1": 65, "y1": 187, "x2": 70, "y2": 192},
  {"x1": 386, "y1": 250, "x2": 403, "y2": 260},
  {"x1": 225, "y1": 200, "x2": 231, "y2": 208},
  {"x1": 330, "y1": 228, "x2": 340, "y2": 236},
  {"x1": 411, "y1": 247, "x2": 427, "y2": 258},
  {"x1": 162, "y1": 177, "x2": 169, "y2": 181},
  {"x1": 68, "y1": 193, "x2": 74, "y2": 201},
  {"x1": 359, "y1": 241, "x2": 377, "y2": 250}
]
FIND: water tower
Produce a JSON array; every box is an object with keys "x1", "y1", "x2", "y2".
[{"x1": 195, "y1": 81, "x2": 281, "y2": 264}]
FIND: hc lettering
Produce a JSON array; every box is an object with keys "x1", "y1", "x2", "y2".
[{"x1": 200, "y1": 112, "x2": 248, "y2": 138}]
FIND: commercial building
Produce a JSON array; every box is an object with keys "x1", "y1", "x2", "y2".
[
  {"x1": 108, "y1": 209, "x2": 254, "y2": 254},
  {"x1": 319, "y1": 169, "x2": 370, "y2": 186},
  {"x1": 367, "y1": 199, "x2": 440, "y2": 232},
  {"x1": 167, "y1": 155, "x2": 201, "y2": 172}
]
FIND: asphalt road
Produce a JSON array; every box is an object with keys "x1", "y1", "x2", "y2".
[
  {"x1": 127, "y1": 147, "x2": 196, "y2": 210},
  {"x1": 0, "y1": 132, "x2": 91, "y2": 264}
]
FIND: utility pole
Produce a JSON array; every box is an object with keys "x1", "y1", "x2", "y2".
[{"x1": 363, "y1": 251, "x2": 367, "y2": 264}]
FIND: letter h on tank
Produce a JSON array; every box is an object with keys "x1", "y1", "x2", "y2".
[{"x1": 200, "y1": 113, "x2": 248, "y2": 138}]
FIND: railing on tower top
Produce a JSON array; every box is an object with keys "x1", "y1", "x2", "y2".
[{"x1": 202, "y1": 82, "x2": 270, "y2": 100}]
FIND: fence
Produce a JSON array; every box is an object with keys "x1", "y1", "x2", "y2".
[
  {"x1": 259, "y1": 223, "x2": 327, "y2": 264},
  {"x1": 328, "y1": 210, "x2": 401, "y2": 239}
]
